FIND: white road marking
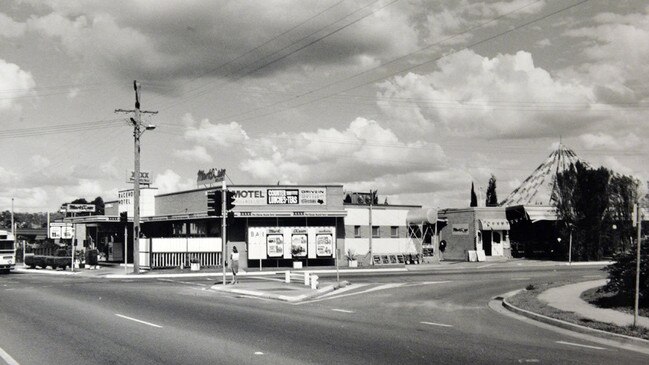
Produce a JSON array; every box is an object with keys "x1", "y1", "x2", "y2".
[
  {"x1": 421, "y1": 321, "x2": 453, "y2": 328},
  {"x1": 476, "y1": 264, "x2": 495, "y2": 269},
  {"x1": 0, "y1": 346, "x2": 20, "y2": 365},
  {"x1": 317, "y1": 283, "x2": 371, "y2": 298},
  {"x1": 298, "y1": 281, "x2": 451, "y2": 304},
  {"x1": 115, "y1": 314, "x2": 163, "y2": 328},
  {"x1": 511, "y1": 277, "x2": 531, "y2": 281},
  {"x1": 556, "y1": 341, "x2": 606, "y2": 350},
  {"x1": 517, "y1": 359, "x2": 540, "y2": 363},
  {"x1": 247, "y1": 276, "x2": 284, "y2": 283},
  {"x1": 331, "y1": 308, "x2": 355, "y2": 313},
  {"x1": 254, "y1": 352, "x2": 264, "y2": 355},
  {"x1": 582, "y1": 275, "x2": 604, "y2": 278}
]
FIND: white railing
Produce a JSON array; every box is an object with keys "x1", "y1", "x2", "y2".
[
  {"x1": 150, "y1": 252, "x2": 222, "y2": 269},
  {"x1": 284, "y1": 271, "x2": 319, "y2": 289}
]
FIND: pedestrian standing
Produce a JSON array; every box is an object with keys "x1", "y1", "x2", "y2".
[{"x1": 230, "y1": 246, "x2": 239, "y2": 285}]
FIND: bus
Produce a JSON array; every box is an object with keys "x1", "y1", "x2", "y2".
[{"x1": 0, "y1": 229, "x2": 16, "y2": 273}]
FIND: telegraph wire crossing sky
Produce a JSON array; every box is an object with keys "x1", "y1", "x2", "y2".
[{"x1": 0, "y1": 0, "x2": 647, "y2": 212}]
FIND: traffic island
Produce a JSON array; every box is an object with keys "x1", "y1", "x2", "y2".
[{"x1": 210, "y1": 280, "x2": 349, "y2": 303}]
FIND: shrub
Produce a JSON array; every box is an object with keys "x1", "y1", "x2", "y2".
[{"x1": 601, "y1": 238, "x2": 649, "y2": 307}]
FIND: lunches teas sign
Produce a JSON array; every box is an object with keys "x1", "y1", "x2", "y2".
[{"x1": 231, "y1": 187, "x2": 326, "y2": 206}]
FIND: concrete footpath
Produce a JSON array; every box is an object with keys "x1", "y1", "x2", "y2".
[{"x1": 538, "y1": 279, "x2": 649, "y2": 329}]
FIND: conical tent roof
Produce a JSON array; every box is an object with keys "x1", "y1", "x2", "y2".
[{"x1": 501, "y1": 144, "x2": 583, "y2": 206}]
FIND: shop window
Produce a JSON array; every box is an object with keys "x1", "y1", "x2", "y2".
[
  {"x1": 190, "y1": 221, "x2": 207, "y2": 237},
  {"x1": 493, "y1": 232, "x2": 501, "y2": 243},
  {"x1": 391, "y1": 226, "x2": 399, "y2": 238},
  {"x1": 372, "y1": 226, "x2": 380, "y2": 238},
  {"x1": 354, "y1": 225, "x2": 361, "y2": 238},
  {"x1": 172, "y1": 222, "x2": 186, "y2": 236}
]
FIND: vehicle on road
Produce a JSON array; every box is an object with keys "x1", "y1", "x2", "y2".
[{"x1": 0, "y1": 229, "x2": 16, "y2": 273}]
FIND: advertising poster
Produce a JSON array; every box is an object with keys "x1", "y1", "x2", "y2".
[
  {"x1": 267, "y1": 234, "x2": 284, "y2": 257},
  {"x1": 299, "y1": 188, "x2": 327, "y2": 205},
  {"x1": 316, "y1": 234, "x2": 333, "y2": 257},
  {"x1": 268, "y1": 189, "x2": 299, "y2": 205},
  {"x1": 291, "y1": 234, "x2": 308, "y2": 257}
]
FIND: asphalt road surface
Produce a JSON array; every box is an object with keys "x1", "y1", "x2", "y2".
[{"x1": 1, "y1": 266, "x2": 647, "y2": 364}]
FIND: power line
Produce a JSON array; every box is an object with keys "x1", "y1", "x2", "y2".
[
  {"x1": 0, "y1": 119, "x2": 124, "y2": 139},
  {"x1": 159, "y1": 0, "x2": 397, "y2": 112},
  {"x1": 193, "y1": 0, "x2": 590, "y2": 125}
]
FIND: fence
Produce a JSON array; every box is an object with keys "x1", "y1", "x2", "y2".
[{"x1": 150, "y1": 252, "x2": 222, "y2": 269}]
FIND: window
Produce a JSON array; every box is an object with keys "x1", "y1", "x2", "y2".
[
  {"x1": 354, "y1": 225, "x2": 361, "y2": 238},
  {"x1": 391, "y1": 226, "x2": 399, "y2": 238},
  {"x1": 493, "y1": 232, "x2": 501, "y2": 243},
  {"x1": 372, "y1": 226, "x2": 380, "y2": 238}
]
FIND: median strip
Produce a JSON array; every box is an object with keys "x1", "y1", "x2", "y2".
[{"x1": 115, "y1": 314, "x2": 163, "y2": 328}]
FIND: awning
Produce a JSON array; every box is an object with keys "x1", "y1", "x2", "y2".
[
  {"x1": 524, "y1": 206, "x2": 558, "y2": 222},
  {"x1": 478, "y1": 219, "x2": 510, "y2": 231}
]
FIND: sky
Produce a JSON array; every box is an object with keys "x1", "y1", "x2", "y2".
[{"x1": 1, "y1": 0, "x2": 648, "y2": 212}]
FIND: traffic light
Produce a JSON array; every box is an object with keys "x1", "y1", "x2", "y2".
[
  {"x1": 120, "y1": 211, "x2": 128, "y2": 223},
  {"x1": 207, "y1": 190, "x2": 222, "y2": 217},
  {"x1": 226, "y1": 190, "x2": 235, "y2": 214}
]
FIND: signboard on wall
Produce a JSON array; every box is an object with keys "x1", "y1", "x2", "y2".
[
  {"x1": 196, "y1": 168, "x2": 225, "y2": 186},
  {"x1": 128, "y1": 170, "x2": 152, "y2": 185},
  {"x1": 452, "y1": 224, "x2": 469, "y2": 235},
  {"x1": 230, "y1": 187, "x2": 327, "y2": 206},
  {"x1": 49, "y1": 222, "x2": 74, "y2": 239},
  {"x1": 248, "y1": 226, "x2": 336, "y2": 260},
  {"x1": 65, "y1": 204, "x2": 95, "y2": 213}
]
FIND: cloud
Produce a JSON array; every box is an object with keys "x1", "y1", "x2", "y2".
[
  {"x1": 377, "y1": 49, "x2": 598, "y2": 139},
  {"x1": 174, "y1": 145, "x2": 213, "y2": 163},
  {"x1": 11, "y1": 1, "x2": 422, "y2": 84},
  {"x1": 240, "y1": 117, "x2": 447, "y2": 184},
  {"x1": 0, "y1": 12, "x2": 26, "y2": 38},
  {"x1": 564, "y1": 6, "x2": 649, "y2": 102},
  {"x1": 579, "y1": 132, "x2": 642, "y2": 151},
  {"x1": 181, "y1": 113, "x2": 249, "y2": 147},
  {"x1": 154, "y1": 169, "x2": 195, "y2": 194},
  {"x1": 0, "y1": 59, "x2": 35, "y2": 110}
]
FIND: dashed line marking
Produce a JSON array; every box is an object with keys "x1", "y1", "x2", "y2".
[
  {"x1": 115, "y1": 314, "x2": 163, "y2": 328},
  {"x1": 421, "y1": 321, "x2": 453, "y2": 328},
  {"x1": 0, "y1": 346, "x2": 20, "y2": 365},
  {"x1": 254, "y1": 352, "x2": 264, "y2": 355},
  {"x1": 556, "y1": 341, "x2": 606, "y2": 350},
  {"x1": 331, "y1": 308, "x2": 355, "y2": 313},
  {"x1": 511, "y1": 277, "x2": 531, "y2": 281},
  {"x1": 476, "y1": 264, "x2": 495, "y2": 269}
]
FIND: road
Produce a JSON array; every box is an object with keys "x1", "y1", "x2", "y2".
[{"x1": 0, "y1": 265, "x2": 647, "y2": 364}]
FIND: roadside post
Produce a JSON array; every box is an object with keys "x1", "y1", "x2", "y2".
[{"x1": 222, "y1": 180, "x2": 227, "y2": 286}]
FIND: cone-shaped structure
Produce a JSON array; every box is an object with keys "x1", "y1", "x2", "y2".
[{"x1": 501, "y1": 143, "x2": 583, "y2": 206}]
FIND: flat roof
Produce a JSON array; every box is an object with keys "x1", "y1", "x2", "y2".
[{"x1": 155, "y1": 184, "x2": 344, "y2": 198}]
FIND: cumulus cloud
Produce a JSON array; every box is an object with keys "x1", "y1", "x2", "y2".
[
  {"x1": 564, "y1": 6, "x2": 649, "y2": 102},
  {"x1": 154, "y1": 169, "x2": 195, "y2": 194},
  {"x1": 239, "y1": 117, "x2": 448, "y2": 188},
  {"x1": 377, "y1": 49, "x2": 598, "y2": 139},
  {"x1": 0, "y1": 59, "x2": 36, "y2": 110},
  {"x1": 181, "y1": 113, "x2": 249, "y2": 147}
]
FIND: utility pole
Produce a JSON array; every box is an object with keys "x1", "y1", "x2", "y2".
[
  {"x1": 633, "y1": 202, "x2": 642, "y2": 327},
  {"x1": 116, "y1": 80, "x2": 157, "y2": 274},
  {"x1": 369, "y1": 190, "x2": 373, "y2": 265}
]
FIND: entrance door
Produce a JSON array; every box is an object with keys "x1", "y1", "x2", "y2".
[{"x1": 482, "y1": 230, "x2": 492, "y2": 255}]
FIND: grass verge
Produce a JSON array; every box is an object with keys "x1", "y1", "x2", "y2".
[{"x1": 507, "y1": 281, "x2": 649, "y2": 340}]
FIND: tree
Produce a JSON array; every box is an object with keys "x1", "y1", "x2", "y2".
[
  {"x1": 91, "y1": 196, "x2": 105, "y2": 215},
  {"x1": 552, "y1": 162, "x2": 612, "y2": 261},
  {"x1": 470, "y1": 182, "x2": 478, "y2": 207},
  {"x1": 608, "y1": 174, "x2": 639, "y2": 253},
  {"x1": 486, "y1": 174, "x2": 498, "y2": 207}
]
